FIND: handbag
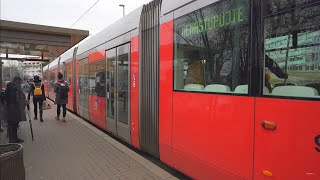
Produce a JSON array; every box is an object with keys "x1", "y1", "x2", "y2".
[{"x1": 42, "y1": 101, "x2": 51, "y2": 110}]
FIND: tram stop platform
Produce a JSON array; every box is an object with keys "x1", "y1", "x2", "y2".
[{"x1": 0, "y1": 101, "x2": 186, "y2": 180}]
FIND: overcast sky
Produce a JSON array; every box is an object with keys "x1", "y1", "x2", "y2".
[{"x1": 0, "y1": 0, "x2": 151, "y2": 35}]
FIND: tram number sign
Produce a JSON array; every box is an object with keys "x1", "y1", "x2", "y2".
[{"x1": 315, "y1": 135, "x2": 320, "y2": 152}]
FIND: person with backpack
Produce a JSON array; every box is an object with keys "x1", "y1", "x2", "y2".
[
  {"x1": 28, "y1": 75, "x2": 46, "y2": 122},
  {"x1": 54, "y1": 72, "x2": 69, "y2": 122}
]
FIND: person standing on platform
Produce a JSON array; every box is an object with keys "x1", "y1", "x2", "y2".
[
  {"x1": 54, "y1": 72, "x2": 69, "y2": 122},
  {"x1": 0, "y1": 89, "x2": 6, "y2": 133},
  {"x1": 4, "y1": 76, "x2": 28, "y2": 143},
  {"x1": 28, "y1": 75, "x2": 46, "y2": 122}
]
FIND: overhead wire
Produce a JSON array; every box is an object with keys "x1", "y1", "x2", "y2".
[{"x1": 70, "y1": 0, "x2": 101, "y2": 28}]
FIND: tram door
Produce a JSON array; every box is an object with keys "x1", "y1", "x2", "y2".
[
  {"x1": 78, "y1": 58, "x2": 89, "y2": 119},
  {"x1": 106, "y1": 43, "x2": 131, "y2": 143}
]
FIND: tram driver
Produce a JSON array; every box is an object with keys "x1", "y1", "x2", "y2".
[{"x1": 264, "y1": 55, "x2": 288, "y2": 92}]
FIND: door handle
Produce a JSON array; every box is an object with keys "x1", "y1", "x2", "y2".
[{"x1": 262, "y1": 120, "x2": 277, "y2": 131}]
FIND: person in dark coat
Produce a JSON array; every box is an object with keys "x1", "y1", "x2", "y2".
[
  {"x1": 28, "y1": 75, "x2": 46, "y2": 122},
  {"x1": 0, "y1": 89, "x2": 5, "y2": 133},
  {"x1": 4, "y1": 76, "x2": 28, "y2": 143},
  {"x1": 54, "y1": 72, "x2": 69, "y2": 122}
]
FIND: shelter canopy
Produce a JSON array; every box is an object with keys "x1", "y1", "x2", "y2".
[{"x1": 0, "y1": 20, "x2": 89, "y2": 61}]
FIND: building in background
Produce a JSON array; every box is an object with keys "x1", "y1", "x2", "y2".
[
  {"x1": 265, "y1": 31, "x2": 320, "y2": 71},
  {"x1": 20, "y1": 61, "x2": 43, "y2": 80},
  {"x1": 1, "y1": 60, "x2": 22, "y2": 81}
]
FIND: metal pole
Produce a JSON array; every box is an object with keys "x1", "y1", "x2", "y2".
[
  {"x1": 284, "y1": 33, "x2": 291, "y2": 85},
  {"x1": 0, "y1": 58, "x2": 2, "y2": 90},
  {"x1": 119, "y1": 4, "x2": 125, "y2": 17},
  {"x1": 0, "y1": 51, "x2": 4, "y2": 132},
  {"x1": 0, "y1": 57, "x2": 2, "y2": 131},
  {"x1": 27, "y1": 107, "x2": 34, "y2": 141}
]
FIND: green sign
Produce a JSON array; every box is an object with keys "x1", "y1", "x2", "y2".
[{"x1": 180, "y1": 7, "x2": 246, "y2": 38}]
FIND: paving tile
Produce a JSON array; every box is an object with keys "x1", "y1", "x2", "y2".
[{"x1": 0, "y1": 102, "x2": 180, "y2": 180}]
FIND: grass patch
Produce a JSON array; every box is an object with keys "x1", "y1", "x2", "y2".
[
  {"x1": 288, "y1": 72, "x2": 320, "y2": 80},
  {"x1": 271, "y1": 79, "x2": 284, "y2": 84}
]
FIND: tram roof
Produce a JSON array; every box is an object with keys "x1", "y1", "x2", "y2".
[
  {"x1": 60, "y1": 46, "x2": 77, "y2": 64},
  {"x1": 77, "y1": 6, "x2": 143, "y2": 55},
  {"x1": 43, "y1": 64, "x2": 49, "y2": 70},
  {"x1": 49, "y1": 58, "x2": 60, "y2": 70},
  {"x1": 161, "y1": 0, "x2": 194, "y2": 16}
]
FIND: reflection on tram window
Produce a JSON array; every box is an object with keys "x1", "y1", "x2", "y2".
[
  {"x1": 174, "y1": 0, "x2": 250, "y2": 94},
  {"x1": 264, "y1": 2, "x2": 320, "y2": 98},
  {"x1": 117, "y1": 53, "x2": 129, "y2": 98},
  {"x1": 43, "y1": 71, "x2": 47, "y2": 83},
  {"x1": 266, "y1": 0, "x2": 317, "y2": 15},
  {"x1": 49, "y1": 71, "x2": 55, "y2": 88},
  {"x1": 107, "y1": 49, "x2": 116, "y2": 118},
  {"x1": 64, "y1": 62, "x2": 72, "y2": 85},
  {"x1": 89, "y1": 60, "x2": 106, "y2": 97},
  {"x1": 117, "y1": 44, "x2": 130, "y2": 125}
]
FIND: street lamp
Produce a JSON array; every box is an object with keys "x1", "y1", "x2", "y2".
[{"x1": 119, "y1": 4, "x2": 125, "y2": 17}]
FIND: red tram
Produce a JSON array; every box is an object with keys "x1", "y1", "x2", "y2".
[{"x1": 43, "y1": 0, "x2": 320, "y2": 179}]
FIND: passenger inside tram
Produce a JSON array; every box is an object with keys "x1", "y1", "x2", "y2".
[
  {"x1": 94, "y1": 72, "x2": 106, "y2": 97},
  {"x1": 184, "y1": 50, "x2": 205, "y2": 86},
  {"x1": 182, "y1": 49, "x2": 290, "y2": 93},
  {"x1": 264, "y1": 55, "x2": 288, "y2": 92}
]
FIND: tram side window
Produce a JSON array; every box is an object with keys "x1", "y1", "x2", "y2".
[
  {"x1": 49, "y1": 71, "x2": 55, "y2": 89},
  {"x1": 174, "y1": 0, "x2": 250, "y2": 94},
  {"x1": 263, "y1": 1, "x2": 320, "y2": 98},
  {"x1": 43, "y1": 71, "x2": 47, "y2": 83},
  {"x1": 59, "y1": 64, "x2": 64, "y2": 81},
  {"x1": 64, "y1": 62, "x2": 72, "y2": 85},
  {"x1": 89, "y1": 60, "x2": 106, "y2": 97}
]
